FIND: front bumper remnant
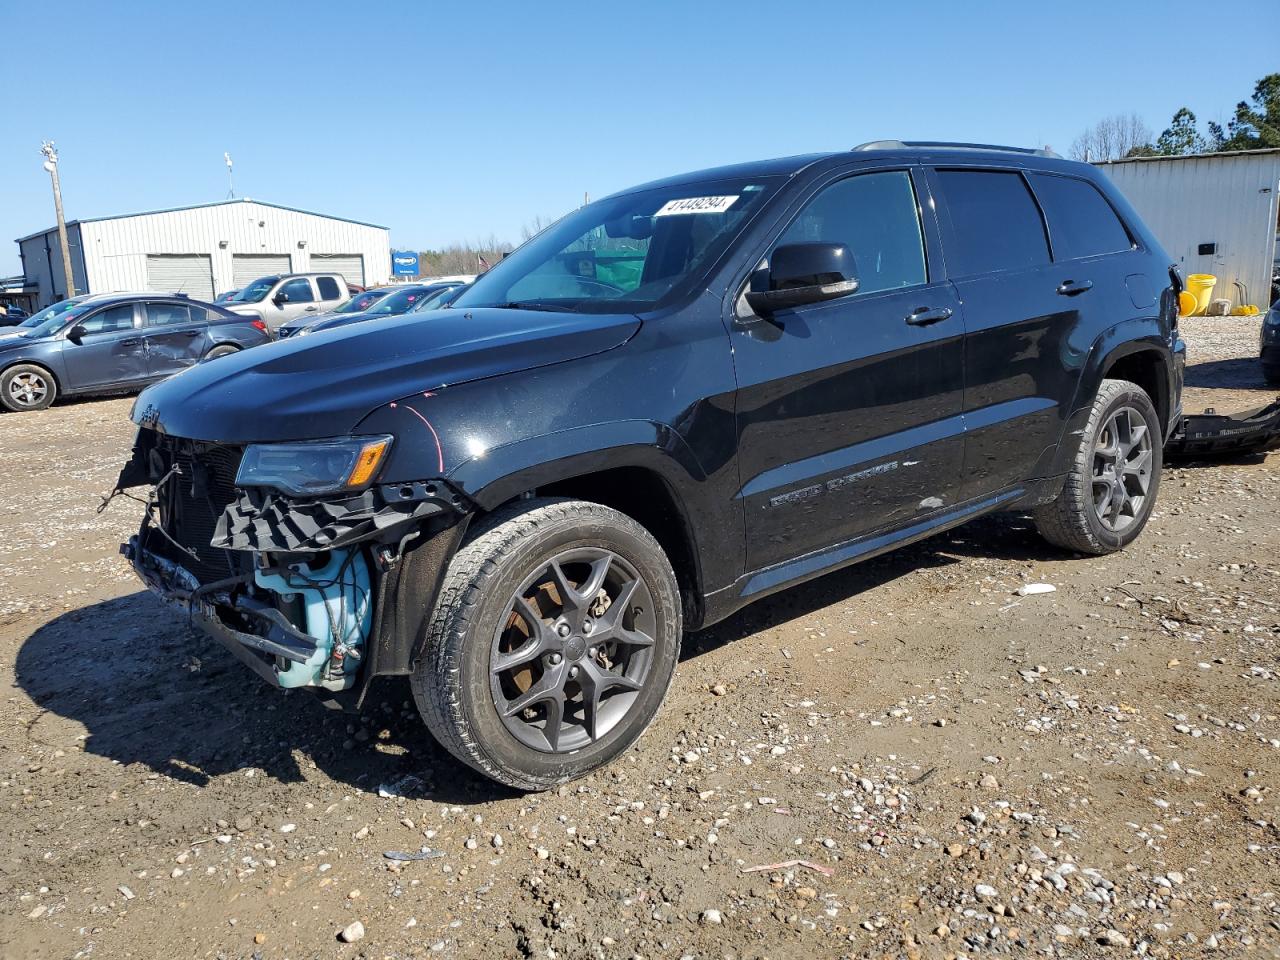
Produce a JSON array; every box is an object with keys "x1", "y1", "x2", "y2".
[{"x1": 1165, "y1": 397, "x2": 1280, "y2": 458}]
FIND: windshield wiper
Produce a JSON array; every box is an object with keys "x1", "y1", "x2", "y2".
[{"x1": 492, "y1": 301, "x2": 573, "y2": 313}]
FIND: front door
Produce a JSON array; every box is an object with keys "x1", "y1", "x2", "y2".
[
  {"x1": 61, "y1": 303, "x2": 148, "y2": 390},
  {"x1": 141, "y1": 300, "x2": 210, "y2": 379},
  {"x1": 731, "y1": 167, "x2": 967, "y2": 572},
  {"x1": 274, "y1": 277, "x2": 320, "y2": 326}
]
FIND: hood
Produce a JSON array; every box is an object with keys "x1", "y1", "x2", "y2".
[
  {"x1": 132, "y1": 307, "x2": 641, "y2": 443},
  {"x1": 283, "y1": 310, "x2": 378, "y2": 335}
]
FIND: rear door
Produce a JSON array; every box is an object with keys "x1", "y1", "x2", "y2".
[
  {"x1": 928, "y1": 167, "x2": 1078, "y2": 499},
  {"x1": 60, "y1": 303, "x2": 147, "y2": 390},
  {"x1": 731, "y1": 165, "x2": 967, "y2": 572},
  {"x1": 141, "y1": 300, "x2": 211, "y2": 378},
  {"x1": 313, "y1": 275, "x2": 346, "y2": 310}
]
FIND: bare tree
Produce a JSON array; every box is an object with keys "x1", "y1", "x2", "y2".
[{"x1": 1068, "y1": 113, "x2": 1153, "y2": 162}]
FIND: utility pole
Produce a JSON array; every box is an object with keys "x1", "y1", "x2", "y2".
[{"x1": 40, "y1": 141, "x2": 76, "y2": 299}]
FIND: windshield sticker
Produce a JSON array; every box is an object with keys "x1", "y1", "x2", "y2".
[{"x1": 654, "y1": 195, "x2": 739, "y2": 217}]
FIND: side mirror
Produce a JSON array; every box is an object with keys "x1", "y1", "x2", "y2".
[
  {"x1": 273, "y1": 292, "x2": 289, "y2": 306},
  {"x1": 65, "y1": 324, "x2": 87, "y2": 344},
  {"x1": 744, "y1": 242, "x2": 859, "y2": 316}
]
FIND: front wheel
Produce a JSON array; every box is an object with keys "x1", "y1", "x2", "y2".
[
  {"x1": 1034, "y1": 378, "x2": 1162, "y2": 555},
  {"x1": 412, "y1": 498, "x2": 681, "y2": 790},
  {"x1": 1, "y1": 364, "x2": 58, "y2": 412}
]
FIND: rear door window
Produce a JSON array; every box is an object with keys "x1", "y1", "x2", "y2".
[
  {"x1": 1030, "y1": 174, "x2": 1133, "y2": 260},
  {"x1": 936, "y1": 170, "x2": 1049, "y2": 277},
  {"x1": 279, "y1": 278, "x2": 315, "y2": 302},
  {"x1": 144, "y1": 303, "x2": 192, "y2": 326},
  {"x1": 776, "y1": 170, "x2": 927, "y2": 295},
  {"x1": 316, "y1": 276, "x2": 342, "y2": 300}
]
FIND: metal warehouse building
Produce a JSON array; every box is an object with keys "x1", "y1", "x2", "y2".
[
  {"x1": 1097, "y1": 148, "x2": 1280, "y2": 311},
  {"x1": 16, "y1": 198, "x2": 390, "y2": 308}
]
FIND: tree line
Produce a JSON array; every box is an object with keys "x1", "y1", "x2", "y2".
[{"x1": 1069, "y1": 73, "x2": 1279, "y2": 162}]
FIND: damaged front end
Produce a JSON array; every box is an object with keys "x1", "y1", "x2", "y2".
[{"x1": 115, "y1": 428, "x2": 471, "y2": 709}]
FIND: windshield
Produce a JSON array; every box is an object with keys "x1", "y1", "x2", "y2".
[
  {"x1": 335, "y1": 290, "x2": 389, "y2": 314},
  {"x1": 18, "y1": 298, "x2": 91, "y2": 338},
  {"x1": 367, "y1": 286, "x2": 434, "y2": 315},
  {"x1": 453, "y1": 177, "x2": 780, "y2": 314},
  {"x1": 228, "y1": 277, "x2": 278, "y2": 304},
  {"x1": 411, "y1": 285, "x2": 460, "y2": 312}
]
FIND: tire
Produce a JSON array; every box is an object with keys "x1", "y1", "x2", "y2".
[
  {"x1": 1033, "y1": 378, "x2": 1163, "y2": 555},
  {"x1": 203, "y1": 344, "x2": 240, "y2": 362},
  {"x1": 1, "y1": 363, "x2": 58, "y2": 412},
  {"x1": 412, "y1": 497, "x2": 681, "y2": 791}
]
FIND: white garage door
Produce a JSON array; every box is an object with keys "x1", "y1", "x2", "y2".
[
  {"x1": 145, "y1": 255, "x2": 214, "y2": 301},
  {"x1": 232, "y1": 254, "x2": 292, "y2": 289},
  {"x1": 310, "y1": 254, "x2": 365, "y2": 286}
]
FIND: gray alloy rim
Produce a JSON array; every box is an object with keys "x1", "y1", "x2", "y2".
[
  {"x1": 490, "y1": 547, "x2": 657, "y2": 754},
  {"x1": 1091, "y1": 405, "x2": 1153, "y2": 532},
  {"x1": 7, "y1": 371, "x2": 48, "y2": 408}
]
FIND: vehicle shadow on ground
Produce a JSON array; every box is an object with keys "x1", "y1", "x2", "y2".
[
  {"x1": 5, "y1": 512, "x2": 1084, "y2": 802},
  {"x1": 1184, "y1": 357, "x2": 1273, "y2": 392}
]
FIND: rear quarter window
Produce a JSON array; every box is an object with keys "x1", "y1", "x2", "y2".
[
  {"x1": 936, "y1": 169, "x2": 1050, "y2": 277},
  {"x1": 316, "y1": 276, "x2": 342, "y2": 300},
  {"x1": 1030, "y1": 174, "x2": 1134, "y2": 260}
]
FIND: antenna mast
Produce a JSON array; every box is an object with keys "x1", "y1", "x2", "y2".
[{"x1": 225, "y1": 152, "x2": 235, "y2": 199}]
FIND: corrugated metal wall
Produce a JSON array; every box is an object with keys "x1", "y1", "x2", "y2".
[
  {"x1": 18, "y1": 225, "x2": 88, "y2": 305},
  {"x1": 77, "y1": 200, "x2": 390, "y2": 301},
  {"x1": 1098, "y1": 152, "x2": 1280, "y2": 310}
]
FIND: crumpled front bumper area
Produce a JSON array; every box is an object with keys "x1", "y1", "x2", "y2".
[{"x1": 115, "y1": 428, "x2": 470, "y2": 703}]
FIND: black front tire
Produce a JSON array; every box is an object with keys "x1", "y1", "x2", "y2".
[
  {"x1": 1034, "y1": 378, "x2": 1163, "y2": 555},
  {"x1": 1, "y1": 364, "x2": 58, "y2": 412},
  {"x1": 1263, "y1": 364, "x2": 1280, "y2": 387},
  {"x1": 412, "y1": 498, "x2": 682, "y2": 791}
]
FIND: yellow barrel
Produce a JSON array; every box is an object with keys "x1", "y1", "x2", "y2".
[
  {"x1": 1186, "y1": 274, "x2": 1217, "y2": 315},
  {"x1": 1177, "y1": 290, "x2": 1197, "y2": 317}
]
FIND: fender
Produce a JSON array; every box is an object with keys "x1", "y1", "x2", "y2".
[{"x1": 1044, "y1": 317, "x2": 1173, "y2": 480}]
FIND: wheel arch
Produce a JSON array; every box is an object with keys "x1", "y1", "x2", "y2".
[
  {"x1": 0, "y1": 357, "x2": 63, "y2": 401},
  {"x1": 449, "y1": 420, "x2": 712, "y2": 627}
]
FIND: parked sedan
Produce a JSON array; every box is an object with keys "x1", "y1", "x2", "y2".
[
  {"x1": 0, "y1": 304, "x2": 29, "y2": 326},
  {"x1": 272, "y1": 288, "x2": 392, "y2": 337},
  {"x1": 277, "y1": 283, "x2": 455, "y2": 338},
  {"x1": 1262, "y1": 302, "x2": 1280, "y2": 385},
  {"x1": 0, "y1": 294, "x2": 270, "y2": 412}
]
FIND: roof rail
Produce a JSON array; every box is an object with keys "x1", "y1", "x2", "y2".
[{"x1": 851, "y1": 140, "x2": 1060, "y2": 159}]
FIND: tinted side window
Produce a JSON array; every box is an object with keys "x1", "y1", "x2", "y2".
[
  {"x1": 145, "y1": 303, "x2": 192, "y2": 326},
  {"x1": 80, "y1": 305, "x2": 135, "y2": 334},
  {"x1": 316, "y1": 276, "x2": 341, "y2": 300},
  {"x1": 937, "y1": 170, "x2": 1049, "y2": 276},
  {"x1": 1031, "y1": 174, "x2": 1133, "y2": 261},
  {"x1": 279, "y1": 278, "x2": 315, "y2": 303},
  {"x1": 777, "y1": 171, "x2": 926, "y2": 295}
]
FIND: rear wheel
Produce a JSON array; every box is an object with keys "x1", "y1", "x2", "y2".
[
  {"x1": 204, "y1": 344, "x2": 240, "y2": 362},
  {"x1": 1034, "y1": 378, "x2": 1162, "y2": 554},
  {"x1": 412, "y1": 498, "x2": 681, "y2": 791},
  {"x1": 1, "y1": 364, "x2": 58, "y2": 412}
]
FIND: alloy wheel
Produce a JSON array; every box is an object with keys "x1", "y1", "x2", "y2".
[
  {"x1": 490, "y1": 548, "x2": 657, "y2": 753},
  {"x1": 8, "y1": 372, "x2": 49, "y2": 408},
  {"x1": 1091, "y1": 405, "x2": 1153, "y2": 532}
]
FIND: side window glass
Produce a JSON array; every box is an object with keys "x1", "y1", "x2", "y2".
[
  {"x1": 279, "y1": 278, "x2": 315, "y2": 303},
  {"x1": 1030, "y1": 174, "x2": 1133, "y2": 261},
  {"x1": 316, "y1": 276, "x2": 341, "y2": 300},
  {"x1": 79, "y1": 305, "x2": 134, "y2": 334},
  {"x1": 146, "y1": 303, "x2": 191, "y2": 326},
  {"x1": 936, "y1": 170, "x2": 1049, "y2": 276},
  {"x1": 776, "y1": 171, "x2": 927, "y2": 296}
]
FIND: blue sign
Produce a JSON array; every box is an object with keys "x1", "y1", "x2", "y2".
[{"x1": 391, "y1": 250, "x2": 419, "y2": 276}]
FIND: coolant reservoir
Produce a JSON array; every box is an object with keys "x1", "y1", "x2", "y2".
[{"x1": 255, "y1": 549, "x2": 372, "y2": 690}]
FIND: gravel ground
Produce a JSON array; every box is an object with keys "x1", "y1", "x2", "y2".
[{"x1": 1, "y1": 316, "x2": 1277, "y2": 959}]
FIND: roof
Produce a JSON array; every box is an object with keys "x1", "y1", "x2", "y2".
[
  {"x1": 1096, "y1": 147, "x2": 1280, "y2": 166},
  {"x1": 612, "y1": 142, "x2": 1084, "y2": 197},
  {"x1": 15, "y1": 197, "x2": 388, "y2": 243}
]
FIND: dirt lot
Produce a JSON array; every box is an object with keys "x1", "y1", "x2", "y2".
[{"x1": 2, "y1": 316, "x2": 1278, "y2": 960}]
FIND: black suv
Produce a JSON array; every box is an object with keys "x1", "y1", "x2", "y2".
[{"x1": 118, "y1": 142, "x2": 1185, "y2": 789}]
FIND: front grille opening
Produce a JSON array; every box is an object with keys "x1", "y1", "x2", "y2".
[{"x1": 147, "y1": 435, "x2": 252, "y2": 585}]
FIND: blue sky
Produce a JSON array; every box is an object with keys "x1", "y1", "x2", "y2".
[{"x1": 0, "y1": 0, "x2": 1273, "y2": 275}]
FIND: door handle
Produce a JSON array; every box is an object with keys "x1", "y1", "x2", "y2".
[
  {"x1": 119, "y1": 338, "x2": 142, "y2": 347},
  {"x1": 1057, "y1": 279, "x2": 1094, "y2": 296},
  {"x1": 305, "y1": 306, "x2": 318, "y2": 312},
  {"x1": 905, "y1": 306, "x2": 953, "y2": 326}
]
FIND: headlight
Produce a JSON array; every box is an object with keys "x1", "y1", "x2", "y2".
[{"x1": 236, "y1": 436, "x2": 393, "y2": 496}]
